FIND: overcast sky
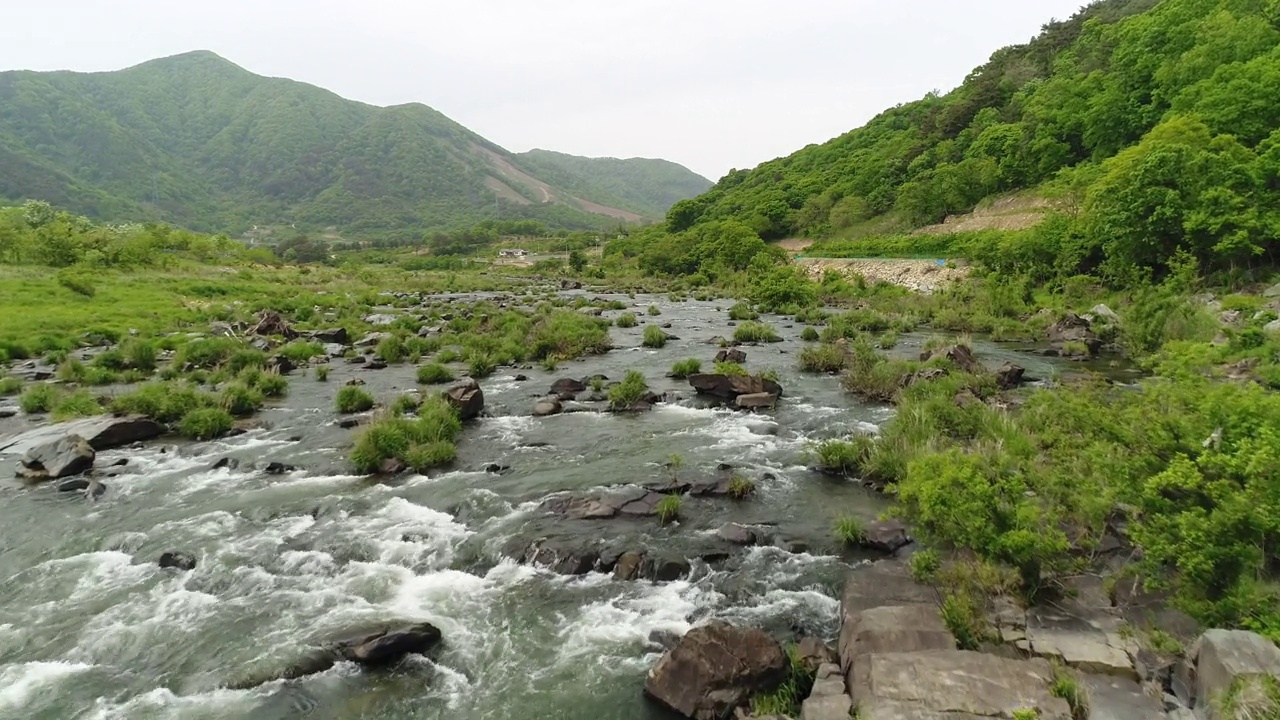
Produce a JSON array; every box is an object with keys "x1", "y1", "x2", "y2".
[{"x1": 0, "y1": 1, "x2": 1086, "y2": 181}]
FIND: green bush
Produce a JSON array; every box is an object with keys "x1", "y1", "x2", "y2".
[
  {"x1": 278, "y1": 340, "x2": 324, "y2": 364},
  {"x1": 349, "y1": 398, "x2": 462, "y2": 473},
  {"x1": 800, "y1": 327, "x2": 820, "y2": 342},
  {"x1": 112, "y1": 382, "x2": 212, "y2": 424},
  {"x1": 714, "y1": 361, "x2": 748, "y2": 376},
  {"x1": 656, "y1": 494, "x2": 682, "y2": 524},
  {"x1": 1050, "y1": 667, "x2": 1089, "y2": 720},
  {"x1": 798, "y1": 343, "x2": 848, "y2": 373},
  {"x1": 728, "y1": 302, "x2": 759, "y2": 321},
  {"x1": 941, "y1": 591, "x2": 987, "y2": 651},
  {"x1": 315, "y1": 365, "x2": 330, "y2": 381},
  {"x1": 0, "y1": 376, "x2": 21, "y2": 396},
  {"x1": 404, "y1": 440, "x2": 457, "y2": 470},
  {"x1": 527, "y1": 311, "x2": 612, "y2": 360},
  {"x1": 51, "y1": 390, "x2": 103, "y2": 421},
  {"x1": 733, "y1": 322, "x2": 781, "y2": 343},
  {"x1": 417, "y1": 362, "x2": 454, "y2": 384},
  {"x1": 19, "y1": 384, "x2": 59, "y2": 414},
  {"x1": 225, "y1": 348, "x2": 268, "y2": 374},
  {"x1": 669, "y1": 358, "x2": 702, "y2": 378},
  {"x1": 647, "y1": 305, "x2": 662, "y2": 316},
  {"x1": 608, "y1": 370, "x2": 649, "y2": 410},
  {"x1": 468, "y1": 354, "x2": 496, "y2": 378},
  {"x1": 390, "y1": 393, "x2": 423, "y2": 415},
  {"x1": 616, "y1": 312, "x2": 638, "y2": 328},
  {"x1": 642, "y1": 325, "x2": 668, "y2": 348},
  {"x1": 56, "y1": 270, "x2": 95, "y2": 297},
  {"x1": 375, "y1": 335, "x2": 407, "y2": 364},
  {"x1": 219, "y1": 382, "x2": 264, "y2": 416},
  {"x1": 254, "y1": 371, "x2": 289, "y2": 398},
  {"x1": 811, "y1": 438, "x2": 866, "y2": 475},
  {"x1": 178, "y1": 408, "x2": 235, "y2": 440},
  {"x1": 336, "y1": 385, "x2": 376, "y2": 413},
  {"x1": 909, "y1": 549, "x2": 941, "y2": 582},
  {"x1": 728, "y1": 474, "x2": 757, "y2": 499}
]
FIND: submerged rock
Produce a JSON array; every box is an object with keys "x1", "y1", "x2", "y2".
[
  {"x1": 263, "y1": 462, "x2": 297, "y2": 475},
  {"x1": 159, "y1": 551, "x2": 197, "y2": 571},
  {"x1": 16, "y1": 434, "x2": 95, "y2": 481},
  {"x1": 643, "y1": 620, "x2": 787, "y2": 720}
]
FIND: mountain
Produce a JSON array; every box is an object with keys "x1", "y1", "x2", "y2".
[
  {"x1": 514, "y1": 149, "x2": 711, "y2": 220},
  {"x1": 0, "y1": 51, "x2": 707, "y2": 237},
  {"x1": 668, "y1": 0, "x2": 1280, "y2": 274}
]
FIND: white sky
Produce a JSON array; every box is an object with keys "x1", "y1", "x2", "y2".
[{"x1": 0, "y1": 1, "x2": 1088, "y2": 180}]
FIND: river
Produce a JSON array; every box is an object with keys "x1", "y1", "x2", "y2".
[{"x1": 0, "y1": 293, "x2": 1117, "y2": 719}]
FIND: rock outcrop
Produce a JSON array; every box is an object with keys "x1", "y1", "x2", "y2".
[
  {"x1": 1046, "y1": 313, "x2": 1102, "y2": 357},
  {"x1": 0, "y1": 415, "x2": 163, "y2": 456},
  {"x1": 443, "y1": 378, "x2": 484, "y2": 420},
  {"x1": 688, "y1": 374, "x2": 783, "y2": 405},
  {"x1": 1179, "y1": 629, "x2": 1280, "y2": 716},
  {"x1": 15, "y1": 434, "x2": 95, "y2": 481},
  {"x1": 644, "y1": 620, "x2": 787, "y2": 720}
]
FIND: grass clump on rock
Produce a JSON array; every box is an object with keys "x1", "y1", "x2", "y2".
[
  {"x1": 179, "y1": 408, "x2": 234, "y2": 440},
  {"x1": 798, "y1": 343, "x2": 848, "y2": 373},
  {"x1": 800, "y1": 327, "x2": 820, "y2": 342},
  {"x1": 336, "y1": 385, "x2": 376, "y2": 414},
  {"x1": 733, "y1": 321, "x2": 782, "y2": 344},
  {"x1": 51, "y1": 390, "x2": 103, "y2": 421},
  {"x1": 0, "y1": 376, "x2": 22, "y2": 395},
  {"x1": 350, "y1": 397, "x2": 462, "y2": 473},
  {"x1": 19, "y1": 384, "x2": 59, "y2": 414},
  {"x1": 727, "y1": 474, "x2": 757, "y2": 499},
  {"x1": 417, "y1": 362, "x2": 454, "y2": 384},
  {"x1": 608, "y1": 370, "x2": 649, "y2": 410},
  {"x1": 642, "y1": 325, "x2": 668, "y2": 349},
  {"x1": 616, "y1": 312, "x2": 638, "y2": 328},
  {"x1": 728, "y1": 302, "x2": 759, "y2": 321},
  {"x1": 833, "y1": 514, "x2": 864, "y2": 545},
  {"x1": 669, "y1": 358, "x2": 702, "y2": 378},
  {"x1": 219, "y1": 382, "x2": 265, "y2": 416},
  {"x1": 655, "y1": 494, "x2": 682, "y2": 524}
]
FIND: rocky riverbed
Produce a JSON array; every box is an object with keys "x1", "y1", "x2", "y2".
[{"x1": 0, "y1": 292, "x2": 1144, "y2": 719}]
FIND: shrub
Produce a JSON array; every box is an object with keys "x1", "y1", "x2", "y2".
[
  {"x1": 51, "y1": 390, "x2": 103, "y2": 421},
  {"x1": 278, "y1": 340, "x2": 324, "y2": 364},
  {"x1": 404, "y1": 440, "x2": 457, "y2": 470},
  {"x1": 647, "y1": 305, "x2": 662, "y2": 316},
  {"x1": 417, "y1": 362, "x2": 454, "y2": 384},
  {"x1": 908, "y1": 548, "x2": 942, "y2": 582},
  {"x1": 174, "y1": 337, "x2": 243, "y2": 370},
  {"x1": 1050, "y1": 667, "x2": 1089, "y2": 720},
  {"x1": 19, "y1": 384, "x2": 59, "y2": 414},
  {"x1": 0, "y1": 377, "x2": 21, "y2": 396},
  {"x1": 527, "y1": 311, "x2": 612, "y2": 360},
  {"x1": 219, "y1": 382, "x2": 265, "y2": 416},
  {"x1": 733, "y1": 322, "x2": 781, "y2": 343},
  {"x1": 941, "y1": 592, "x2": 987, "y2": 650},
  {"x1": 608, "y1": 370, "x2": 649, "y2": 410},
  {"x1": 179, "y1": 408, "x2": 234, "y2": 440},
  {"x1": 642, "y1": 326, "x2": 668, "y2": 348},
  {"x1": 468, "y1": 354, "x2": 496, "y2": 378},
  {"x1": 254, "y1": 371, "x2": 289, "y2": 398},
  {"x1": 336, "y1": 386, "x2": 375, "y2": 413},
  {"x1": 112, "y1": 382, "x2": 212, "y2": 424},
  {"x1": 390, "y1": 393, "x2": 423, "y2": 415},
  {"x1": 375, "y1": 335, "x2": 407, "y2": 364},
  {"x1": 800, "y1": 327, "x2": 820, "y2": 342},
  {"x1": 728, "y1": 302, "x2": 759, "y2": 321},
  {"x1": 616, "y1": 312, "x2": 638, "y2": 328},
  {"x1": 315, "y1": 365, "x2": 330, "y2": 381},
  {"x1": 833, "y1": 515, "x2": 864, "y2": 545},
  {"x1": 799, "y1": 343, "x2": 848, "y2": 373},
  {"x1": 656, "y1": 494, "x2": 682, "y2": 524},
  {"x1": 811, "y1": 438, "x2": 864, "y2": 475},
  {"x1": 669, "y1": 358, "x2": 702, "y2": 378},
  {"x1": 727, "y1": 474, "x2": 757, "y2": 499},
  {"x1": 349, "y1": 399, "x2": 462, "y2": 473}
]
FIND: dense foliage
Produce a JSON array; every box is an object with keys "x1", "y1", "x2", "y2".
[
  {"x1": 515, "y1": 149, "x2": 712, "y2": 219},
  {"x1": 0, "y1": 51, "x2": 706, "y2": 238},
  {"x1": 658, "y1": 0, "x2": 1280, "y2": 282}
]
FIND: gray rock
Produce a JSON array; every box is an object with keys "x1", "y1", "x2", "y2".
[
  {"x1": 643, "y1": 621, "x2": 787, "y2": 720},
  {"x1": 1192, "y1": 629, "x2": 1280, "y2": 715},
  {"x1": 1263, "y1": 282, "x2": 1280, "y2": 298},
  {"x1": 688, "y1": 374, "x2": 784, "y2": 403},
  {"x1": 996, "y1": 362, "x2": 1026, "y2": 390},
  {"x1": 1026, "y1": 605, "x2": 1137, "y2": 679},
  {"x1": 1082, "y1": 673, "x2": 1167, "y2": 720},
  {"x1": 159, "y1": 551, "x2": 197, "y2": 570},
  {"x1": 736, "y1": 392, "x2": 778, "y2": 410},
  {"x1": 442, "y1": 378, "x2": 484, "y2": 421},
  {"x1": 533, "y1": 398, "x2": 563, "y2": 417},
  {"x1": 1265, "y1": 319, "x2": 1280, "y2": 334},
  {"x1": 858, "y1": 520, "x2": 912, "y2": 554},
  {"x1": 716, "y1": 523, "x2": 757, "y2": 546},
  {"x1": 310, "y1": 327, "x2": 349, "y2": 344},
  {"x1": 16, "y1": 434, "x2": 95, "y2": 481},
  {"x1": 0, "y1": 415, "x2": 162, "y2": 456},
  {"x1": 363, "y1": 314, "x2": 397, "y2": 326},
  {"x1": 715, "y1": 349, "x2": 747, "y2": 364},
  {"x1": 354, "y1": 332, "x2": 391, "y2": 348},
  {"x1": 802, "y1": 661, "x2": 852, "y2": 720},
  {"x1": 841, "y1": 604, "x2": 955, "y2": 689},
  {"x1": 747, "y1": 422, "x2": 780, "y2": 436},
  {"x1": 1091, "y1": 304, "x2": 1121, "y2": 323}
]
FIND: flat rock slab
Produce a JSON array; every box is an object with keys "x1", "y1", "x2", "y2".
[
  {"x1": 1082, "y1": 674, "x2": 1167, "y2": 720},
  {"x1": 852, "y1": 650, "x2": 1073, "y2": 720},
  {"x1": 841, "y1": 604, "x2": 955, "y2": 689},
  {"x1": 0, "y1": 415, "x2": 163, "y2": 455},
  {"x1": 1026, "y1": 606, "x2": 1137, "y2": 679},
  {"x1": 840, "y1": 561, "x2": 936, "y2": 618}
]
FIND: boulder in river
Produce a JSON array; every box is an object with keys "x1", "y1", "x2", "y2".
[
  {"x1": 532, "y1": 397, "x2": 563, "y2": 417},
  {"x1": 159, "y1": 551, "x2": 197, "y2": 571},
  {"x1": 687, "y1": 374, "x2": 783, "y2": 404},
  {"x1": 442, "y1": 378, "x2": 484, "y2": 420},
  {"x1": 858, "y1": 520, "x2": 913, "y2": 554},
  {"x1": 550, "y1": 378, "x2": 587, "y2": 397},
  {"x1": 735, "y1": 392, "x2": 777, "y2": 410},
  {"x1": 16, "y1": 434, "x2": 95, "y2": 481},
  {"x1": 920, "y1": 344, "x2": 984, "y2": 374},
  {"x1": 643, "y1": 620, "x2": 788, "y2": 720},
  {"x1": 1046, "y1": 313, "x2": 1102, "y2": 357},
  {"x1": 995, "y1": 362, "x2": 1026, "y2": 390},
  {"x1": 336, "y1": 622, "x2": 443, "y2": 666},
  {"x1": 715, "y1": 348, "x2": 747, "y2": 364},
  {"x1": 310, "y1": 327, "x2": 350, "y2": 345},
  {"x1": 263, "y1": 462, "x2": 297, "y2": 475}
]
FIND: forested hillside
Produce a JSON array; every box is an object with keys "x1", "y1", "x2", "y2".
[
  {"x1": 0, "y1": 51, "x2": 707, "y2": 237},
  {"x1": 514, "y1": 150, "x2": 712, "y2": 219},
  {"x1": 659, "y1": 0, "x2": 1280, "y2": 283}
]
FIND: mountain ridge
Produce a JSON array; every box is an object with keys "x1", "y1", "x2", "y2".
[{"x1": 0, "y1": 51, "x2": 710, "y2": 237}]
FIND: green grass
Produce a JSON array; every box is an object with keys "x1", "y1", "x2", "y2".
[
  {"x1": 112, "y1": 381, "x2": 213, "y2": 424},
  {"x1": 254, "y1": 371, "x2": 289, "y2": 398},
  {"x1": 727, "y1": 474, "x2": 757, "y2": 499},
  {"x1": 375, "y1": 335, "x2": 407, "y2": 363},
  {"x1": 833, "y1": 515, "x2": 864, "y2": 544},
  {"x1": 278, "y1": 340, "x2": 324, "y2": 364},
  {"x1": 178, "y1": 408, "x2": 234, "y2": 440},
  {"x1": 416, "y1": 362, "x2": 455, "y2": 384},
  {"x1": 616, "y1": 312, "x2": 638, "y2": 328},
  {"x1": 728, "y1": 302, "x2": 759, "y2": 321},
  {"x1": 800, "y1": 327, "x2": 820, "y2": 342},
  {"x1": 655, "y1": 494, "x2": 682, "y2": 524},
  {"x1": 642, "y1": 325, "x2": 668, "y2": 348},
  {"x1": 647, "y1": 305, "x2": 662, "y2": 316},
  {"x1": 749, "y1": 644, "x2": 817, "y2": 718},
  {"x1": 315, "y1": 365, "x2": 330, "y2": 381},
  {"x1": 219, "y1": 382, "x2": 265, "y2": 416},
  {"x1": 608, "y1": 370, "x2": 649, "y2": 410},
  {"x1": 733, "y1": 321, "x2": 781, "y2": 343},
  {"x1": 714, "y1": 361, "x2": 748, "y2": 376},
  {"x1": 390, "y1": 393, "x2": 423, "y2": 415},
  {"x1": 0, "y1": 376, "x2": 21, "y2": 395},
  {"x1": 799, "y1": 343, "x2": 848, "y2": 373},
  {"x1": 19, "y1": 384, "x2": 58, "y2": 414},
  {"x1": 669, "y1": 358, "x2": 702, "y2": 378},
  {"x1": 349, "y1": 398, "x2": 462, "y2": 473},
  {"x1": 51, "y1": 390, "x2": 103, "y2": 421},
  {"x1": 468, "y1": 353, "x2": 496, "y2": 378},
  {"x1": 336, "y1": 386, "x2": 376, "y2": 414},
  {"x1": 1050, "y1": 667, "x2": 1089, "y2": 720}
]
